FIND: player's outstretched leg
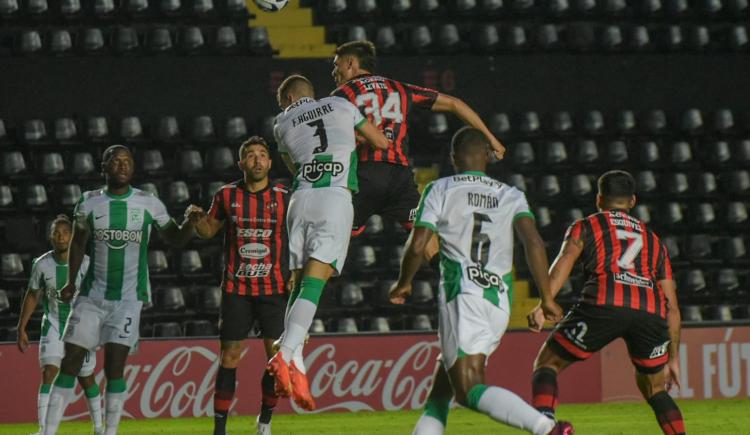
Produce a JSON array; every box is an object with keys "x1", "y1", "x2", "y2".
[
  {"x1": 413, "y1": 362, "x2": 453, "y2": 435},
  {"x1": 102, "y1": 343, "x2": 130, "y2": 435},
  {"x1": 450, "y1": 354, "x2": 572, "y2": 435},
  {"x1": 636, "y1": 371, "x2": 686, "y2": 435},
  {"x1": 44, "y1": 344, "x2": 87, "y2": 435},
  {"x1": 78, "y1": 372, "x2": 104, "y2": 435}
]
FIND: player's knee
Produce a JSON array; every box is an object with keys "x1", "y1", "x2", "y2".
[
  {"x1": 60, "y1": 345, "x2": 87, "y2": 375},
  {"x1": 533, "y1": 344, "x2": 564, "y2": 372},
  {"x1": 220, "y1": 345, "x2": 243, "y2": 368}
]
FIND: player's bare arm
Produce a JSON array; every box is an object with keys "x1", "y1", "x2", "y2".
[
  {"x1": 16, "y1": 287, "x2": 41, "y2": 352},
  {"x1": 431, "y1": 93, "x2": 505, "y2": 160},
  {"x1": 659, "y1": 278, "x2": 682, "y2": 391},
  {"x1": 355, "y1": 119, "x2": 390, "y2": 150},
  {"x1": 59, "y1": 216, "x2": 90, "y2": 301},
  {"x1": 514, "y1": 216, "x2": 563, "y2": 326},
  {"x1": 158, "y1": 214, "x2": 199, "y2": 248},
  {"x1": 390, "y1": 226, "x2": 432, "y2": 304}
]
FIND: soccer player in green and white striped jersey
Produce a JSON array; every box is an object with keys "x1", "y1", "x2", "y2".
[
  {"x1": 17, "y1": 215, "x2": 103, "y2": 435},
  {"x1": 390, "y1": 127, "x2": 573, "y2": 435},
  {"x1": 43, "y1": 145, "x2": 199, "y2": 435}
]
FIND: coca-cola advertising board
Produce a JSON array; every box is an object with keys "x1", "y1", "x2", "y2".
[{"x1": 0, "y1": 332, "x2": 601, "y2": 423}]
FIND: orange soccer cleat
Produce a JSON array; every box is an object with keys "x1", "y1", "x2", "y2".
[
  {"x1": 266, "y1": 353, "x2": 292, "y2": 397},
  {"x1": 289, "y1": 361, "x2": 316, "y2": 411}
]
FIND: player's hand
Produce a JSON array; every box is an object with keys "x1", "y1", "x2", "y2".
[
  {"x1": 489, "y1": 137, "x2": 505, "y2": 161},
  {"x1": 184, "y1": 204, "x2": 206, "y2": 224},
  {"x1": 59, "y1": 283, "x2": 76, "y2": 302},
  {"x1": 664, "y1": 357, "x2": 681, "y2": 392},
  {"x1": 540, "y1": 299, "x2": 564, "y2": 323},
  {"x1": 17, "y1": 329, "x2": 29, "y2": 353},
  {"x1": 527, "y1": 305, "x2": 546, "y2": 333},
  {"x1": 389, "y1": 282, "x2": 412, "y2": 305}
]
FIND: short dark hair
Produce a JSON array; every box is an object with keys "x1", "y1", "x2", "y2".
[
  {"x1": 239, "y1": 136, "x2": 270, "y2": 159},
  {"x1": 451, "y1": 126, "x2": 489, "y2": 156},
  {"x1": 276, "y1": 74, "x2": 314, "y2": 107},
  {"x1": 335, "y1": 40, "x2": 377, "y2": 72},
  {"x1": 598, "y1": 170, "x2": 636, "y2": 198},
  {"x1": 102, "y1": 144, "x2": 131, "y2": 163},
  {"x1": 50, "y1": 214, "x2": 72, "y2": 231}
]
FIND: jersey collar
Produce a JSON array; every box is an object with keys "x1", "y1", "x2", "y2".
[
  {"x1": 287, "y1": 97, "x2": 315, "y2": 112},
  {"x1": 462, "y1": 170, "x2": 486, "y2": 177},
  {"x1": 104, "y1": 185, "x2": 133, "y2": 199},
  {"x1": 234, "y1": 179, "x2": 271, "y2": 195}
]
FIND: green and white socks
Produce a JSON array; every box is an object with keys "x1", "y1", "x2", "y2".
[
  {"x1": 84, "y1": 383, "x2": 104, "y2": 432},
  {"x1": 279, "y1": 276, "x2": 325, "y2": 365},
  {"x1": 104, "y1": 378, "x2": 127, "y2": 435},
  {"x1": 38, "y1": 383, "x2": 52, "y2": 433},
  {"x1": 413, "y1": 397, "x2": 450, "y2": 435},
  {"x1": 42, "y1": 375, "x2": 104, "y2": 435},
  {"x1": 467, "y1": 384, "x2": 555, "y2": 435}
]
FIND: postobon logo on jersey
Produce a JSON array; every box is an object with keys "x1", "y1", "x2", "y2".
[
  {"x1": 94, "y1": 229, "x2": 143, "y2": 250},
  {"x1": 300, "y1": 161, "x2": 344, "y2": 182},
  {"x1": 466, "y1": 265, "x2": 504, "y2": 290}
]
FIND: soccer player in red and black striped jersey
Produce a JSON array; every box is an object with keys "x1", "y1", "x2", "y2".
[
  {"x1": 191, "y1": 136, "x2": 290, "y2": 435},
  {"x1": 331, "y1": 40, "x2": 506, "y2": 240},
  {"x1": 527, "y1": 170, "x2": 685, "y2": 435}
]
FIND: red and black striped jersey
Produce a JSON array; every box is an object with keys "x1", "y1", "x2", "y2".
[
  {"x1": 331, "y1": 74, "x2": 438, "y2": 167},
  {"x1": 564, "y1": 209, "x2": 674, "y2": 317},
  {"x1": 208, "y1": 181, "x2": 289, "y2": 297}
]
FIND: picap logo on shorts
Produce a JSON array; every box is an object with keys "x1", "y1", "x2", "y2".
[
  {"x1": 649, "y1": 340, "x2": 671, "y2": 359},
  {"x1": 466, "y1": 265, "x2": 503, "y2": 290},
  {"x1": 301, "y1": 160, "x2": 344, "y2": 182}
]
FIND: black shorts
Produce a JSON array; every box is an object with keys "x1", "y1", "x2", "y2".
[
  {"x1": 547, "y1": 303, "x2": 670, "y2": 374},
  {"x1": 352, "y1": 161, "x2": 421, "y2": 231},
  {"x1": 219, "y1": 293, "x2": 287, "y2": 341}
]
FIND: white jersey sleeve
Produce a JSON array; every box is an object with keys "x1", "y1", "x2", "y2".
[
  {"x1": 510, "y1": 188, "x2": 534, "y2": 222},
  {"x1": 414, "y1": 181, "x2": 444, "y2": 232},
  {"x1": 77, "y1": 255, "x2": 90, "y2": 288},
  {"x1": 27, "y1": 257, "x2": 44, "y2": 292},
  {"x1": 147, "y1": 194, "x2": 173, "y2": 229}
]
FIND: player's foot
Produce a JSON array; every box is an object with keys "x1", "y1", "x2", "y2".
[
  {"x1": 256, "y1": 416, "x2": 272, "y2": 435},
  {"x1": 548, "y1": 421, "x2": 574, "y2": 435},
  {"x1": 266, "y1": 353, "x2": 292, "y2": 397},
  {"x1": 289, "y1": 361, "x2": 316, "y2": 411},
  {"x1": 30, "y1": 431, "x2": 41, "y2": 435},
  {"x1": 271, "y1": 335, "x2": 309, "y2": 354},
  {"x1": 94, "y1": 426, "x2": 105, "y2": 435}
]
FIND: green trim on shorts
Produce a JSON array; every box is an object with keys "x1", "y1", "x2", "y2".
[
  {"x1": 298, "y1": 276, "x2": 326, "y2": 305},
  {"x1": 414, "y1": 221, "x2": 437, "y2": 232},
  {"x1": 466, "y1": 384, "x2": 489, "y2": 411},
  {"x1": 440, "y1": 254, "x2": 462, "y2": 303},
  {"x1": 54, "y1": 373, "x2": 76, "y2": 389},
  {"x1": 424, "y1": 397, "x2": 450, "y2": 426},
  {"x1": 457, "y1": 348, "x2": 468, "y2": 359},
  {"x1": 39, "y1": 383, "x2": 52, "y2": 394},
  {"x1": 84, "y1": 383, "x2": 101, "y2": 398},
  {"x1": 106, "y1": 378, "x2": 127, "y2": 393}
]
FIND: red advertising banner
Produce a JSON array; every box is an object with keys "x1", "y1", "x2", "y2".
[{"x1": 0, "y1": 331, "x2": 597, "y2": 423}]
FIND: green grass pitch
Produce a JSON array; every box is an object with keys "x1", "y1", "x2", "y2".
[{"x1": 2, "y1": 399, "x2": 746, "y2": 434}]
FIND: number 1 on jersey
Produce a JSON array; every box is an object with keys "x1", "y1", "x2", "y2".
[{"x1": 307, "y1": 119, "x2": 329, "y2": 154}]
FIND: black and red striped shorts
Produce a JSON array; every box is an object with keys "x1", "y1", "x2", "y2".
[{"x1": 548, "y1": 302, "x2": 670, "y2": 374}]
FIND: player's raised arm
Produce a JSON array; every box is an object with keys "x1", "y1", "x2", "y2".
[
  {"x1": 431, "y1": 94, "x2": 505, "y2": 160},
  {"x1": 191, "y1": 195, "x2": 224, "y2": 240},
  {"x1": 356, "y1": 119, "x2": 390, "y2": 151},
  {"x1": 159, "y1": 215, "x2": 198, "y2": 248},
  {"x1": 514, "y1": 216, "x2": 563, "y2": 323}
]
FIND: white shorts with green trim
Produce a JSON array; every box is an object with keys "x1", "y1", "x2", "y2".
[
  {"x1": 287, "y1": 187, "x2": 353, "y2": 276},
  {"x1": 40, "y1": 319, "x2": 97, "y2": 376},
  {"x1": 439, "y1": 293, "x2": 510, "y2": 369},
  {"x1": 64, "y1": 296, "x2": 142, "y2": 351}
]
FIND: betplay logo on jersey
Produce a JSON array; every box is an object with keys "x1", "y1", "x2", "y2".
[
  {"x1": 301, "y1": 160, "x2": 344, "y2": 183},
  {"x1": 466, "y1": 265, "x2": 503, "y2": 290}
]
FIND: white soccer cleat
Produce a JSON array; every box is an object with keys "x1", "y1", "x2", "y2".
[
  {"x1": 94, "y1": 426, "x2": 105, "y2": 435},
  {"x1": 256, "y1": 416, "x2": 272, "y2": 435},
  {"x1": 30, "y1": 431, "x2": 42, "y2": 435}
]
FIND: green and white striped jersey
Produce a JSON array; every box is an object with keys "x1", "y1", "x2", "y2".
[
  {"x1": 414, "y1": 171, "x2": 534, "y2": 314},
  {"x1": 274, "y1": 96, "x2": 365, "y2": 192},
  {"x1": 28, "y1": 251, "x2": 90, "y2": 339},
  {"x1": 74, "y1": 186, "x2": 174, "y2": 302}
]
